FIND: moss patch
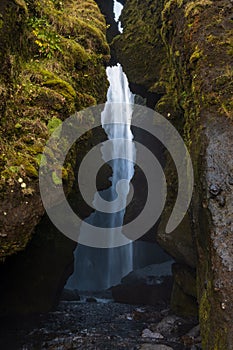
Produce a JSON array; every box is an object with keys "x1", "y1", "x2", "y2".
[{"x1": 0, "y1": 0, "x2": 109, "y2": 258}]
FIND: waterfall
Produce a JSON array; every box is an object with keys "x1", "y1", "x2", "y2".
[
  {"x1": 113, "y1": 0, "x2": 123, "y2": 33},
  {"x1": 65, "y1": 1, "x2": 136, "y2": 291}
]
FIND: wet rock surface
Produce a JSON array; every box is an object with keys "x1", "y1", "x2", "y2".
[
  {"x1": 0, "y1": 300, "x2": 200, "y2": 350},
  {"x1": 121, "y1": 262, "x2": 173, "y2": 285},
  {"x1": 112, "y1": 262, "x2": 174, "y2": 307},
  {"x1": 112, "y1": 277, "x2": 173, "y2": 307}
]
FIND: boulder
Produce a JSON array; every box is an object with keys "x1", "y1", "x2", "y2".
[
  {"x1": 112, "y1": 276, "x2": 173, "y2": 306},
  {"x1": 60, "y1": 289, "x2": 80, "y2": 301},
  {"x1": 121, "y1": 261, "x2": 173, "y2": 285}
]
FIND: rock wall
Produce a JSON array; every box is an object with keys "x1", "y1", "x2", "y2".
[
  {"x1": 0, "y1": 0, "x2": 109, "y2": 259},
  {"x1": 113, "y1": 0, "x2": 233, "y2": 349},
  {"x1": 0, "y1": 0, "x2": 109, "y2": 314}
]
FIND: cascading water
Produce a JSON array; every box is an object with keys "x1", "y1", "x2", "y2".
[
  {"x1": 113, "y1": 0, "x2": 123, "y2": 32},
  {"x1": 66, "y1": 1, "x2": 136, "y2": 291}
]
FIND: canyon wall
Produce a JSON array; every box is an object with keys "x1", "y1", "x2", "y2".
[
  {"x1": 113, "y1": 0, "x2": 233, "y2": 349},
  {"x1": 0, "y1": 0, "x2": 109, "y2": 315}
]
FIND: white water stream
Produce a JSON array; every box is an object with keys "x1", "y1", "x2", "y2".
[{"x1": 66, "y1": 1, "x2": 136, "y2": 291}]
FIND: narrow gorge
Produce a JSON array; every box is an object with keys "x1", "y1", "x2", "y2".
[{"x1": 0, "y1": 0, "x2": 232, "y2": 349}]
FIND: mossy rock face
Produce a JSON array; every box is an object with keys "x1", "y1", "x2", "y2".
[
  {"x1": 0, "y1": 0, "x2": 109, "y2": 259},
  {"x1": 115, "y1": 0, "x2": 233, "y2": 348},
  {"x1": 0, "y1": 0, "x2": 110, "y2": 315},
  {"x1": 112, "y1": 0, "x2": 166, "y2": 90},
  {"x1": 156, "y1": 151, "x2": 197, "y2": 268}
]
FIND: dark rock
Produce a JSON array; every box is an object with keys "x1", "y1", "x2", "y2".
[
  {"x1": 0, "y1": 216, "x2": 76, "y2": 316},
  {"x1": 0, "y1": 0, "x2": 110, "y2": 317},
  {"x1": 172, "y1": 263, "x2": 197, "y2": 299},
  {"x1": 86, "y1": 297, "x2": 97, "y2": 303},
  {"x1": 141, "y1": 328, "x2": 164, "y2": 339},
  {"x1": 157, "y1": 212, "x2": 197, "y2": 268},
  {"x1": 152, "y1": 315, "x2": 180, "y2": 336},
  {"x1": 95, "y1": 0, "x2": 120, "y2": 42},
  {"x1": 181, "y1": 325, "x2": 201, "y2": 347},
  {"x1": 216, "y1": 195, "x2": 226, "y2": 207},
  {"x1": 186, "y1": 324, "x2": 200, "y2": 338},
  {"x1": 228, "y1": 176, "x2": 233, "y2": 185},
  {"x1": 121, "y1": 261, "x2": 173, "y2": 285},
  {"x1": 152, "y1": 314, "x2": 198, "y2": 341},
  {"x1": 171, "y1": 281, "x2": 198, "y2": 317},
  {"x1": 112, "y1": 276, "x2": 173, "y2": 306},
  {"x1": 61, "y1": 289, "x2": 80, "y2": 301},
  {"x1": 209, "y1": 184, "x2": 221, "y2": 197}
]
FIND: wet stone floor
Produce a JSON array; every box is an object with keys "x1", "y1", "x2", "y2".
[{"x1": 0, "y1": 300, "x2": 202, "y2": 350}]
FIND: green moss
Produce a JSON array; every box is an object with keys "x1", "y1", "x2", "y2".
[
  {"x1": 14, "y1": 123, "x2": 23, "y2": 129},
  {"x1": 28, "y1": 16, "x2": 62, "y2": 58},
  {"x1": 8, "y1": 166, "x2": 20, "y2": 174},
  {"x1": 59, "y1": 37, "x2": 90, "y2": 69},
  {"x1": 189, "y1": 46, "x2": 203, "y2": 63},
  {"x1": 40, "y1": 70, "x2": 76, "y2": 99},
  {"x1": 76, "y1": 92, "x2": 96, "y2": 110},
  {"x1": 112, "y1": 0, "x2": 166, "y2": 89},
  {"x1": 61, "y1": 167, "x2": 68, "y2": 181},
  {"x1": 162, "y1": 0, "x2": 184, "y2": 19},
  {"x1": 24, "y1": 164, "x2": 38, "y2": 177},
  {"x1": 0, "y1": 0, "x2": 109, "y2": 259},
  {"x1": 184, "y1": 0, "x2": 213, "y2": 18},
  {"x1": 47, "y1": 116, "x2": 62, "y2": 135},
  {"x1": 36, "y1": 154, "x2": 47, "y2": 167},
  {"x1": 199, "y1": 280, "x2": 211, "y2": 323},
  {"x1": 52, "y1": 170, "x2": 62, "y2": 185},
  {"x1": 14, "y1": 0, "x2": 28, "y2": 13},
  {"x1": 199, "y1": 280, "x2": 228, "y2": 349}
]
